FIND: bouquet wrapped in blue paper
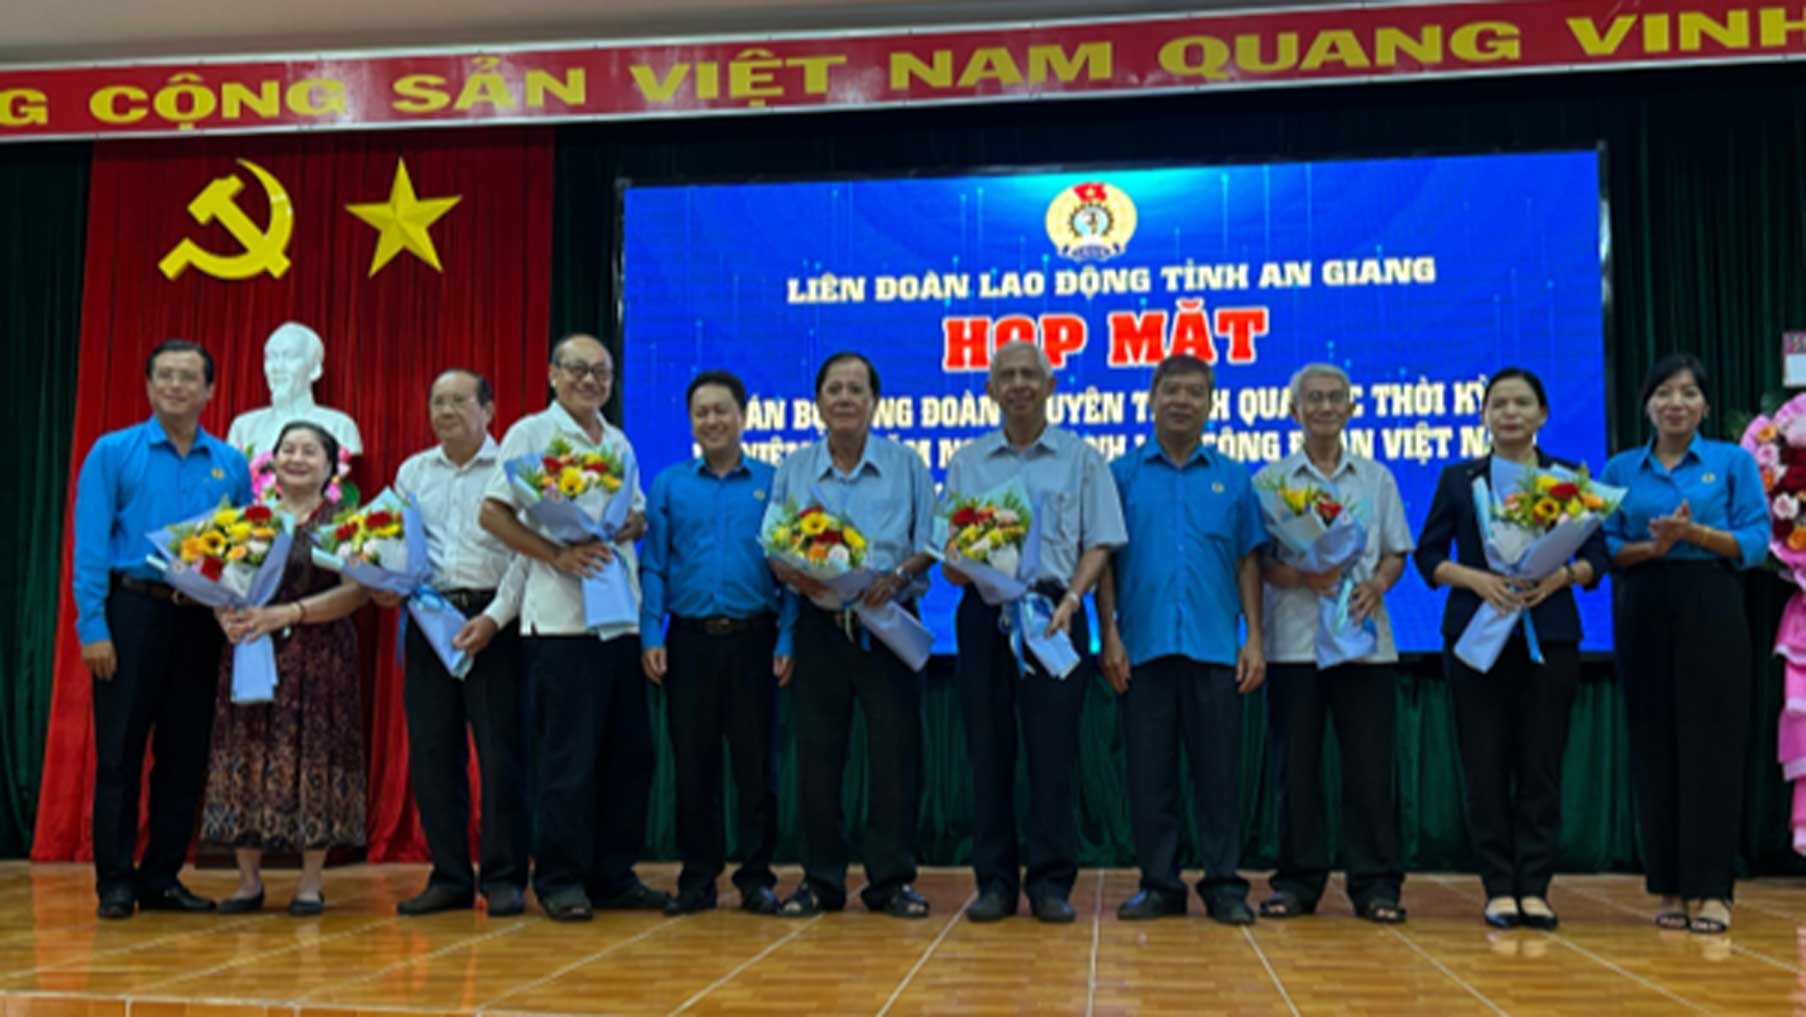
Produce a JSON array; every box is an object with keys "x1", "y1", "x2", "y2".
[
  {"x1": 503, "y1": 438, "x2": 638, "y2": 631},
  {"x1": 761, "y1": 497, "x2": 933, "y2": 672},
  {"x1": 146, "y1": 498, "x2": 293, "y2": 704},
  {"x1": 933, "y1": 478, "x2": 1079, "y2": 679},
  {"x1": 1257, "y1": 476, "x2": 1376, "y2": 669},
  {"x1": 1454, "y1": 461, "x2": 1626, "y2": 672},
  {"x1": 311, "y1": 488, "x2": 472, "y2": 679}
]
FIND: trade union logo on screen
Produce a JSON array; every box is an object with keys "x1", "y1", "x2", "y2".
[{"x1": 1045, "y1": 181, "x2": 1136, "y2": 263}]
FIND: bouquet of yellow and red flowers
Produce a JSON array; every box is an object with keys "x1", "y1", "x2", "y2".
[
  {"x1": 932, "y1": 479, "x2": 1077, "y2": 679},
  {"x1": 1456, "y1": 461, "x2": 1625, "y2": 671},
  {"x1": 1494, "y1": 469, "x2": 1614, "y2": 533},
  {"x1": 148, "y1": 498, "x2": 295, "y2": 703},
  {"x1": 512, "y1": 438, "x2": 624, "y2": 505},
  {"x1": 1256, "y1": 474, "x2": 1373, "y2": 668},
  {"x1": 763, "y1": 502, "x2": 869, "y2": 572},
  {"x1": 761, "y1": 498, "x2": 929, "y2": 671},
  {"x1": 943, "y1": 492, "x2": 1031, "y2": 579},
  {"x1": 312, "y1": 489, "x2": 471, "y2": 679},
  {"x1": 504, "y1": 437, "x2": 638, "y2": 630}
]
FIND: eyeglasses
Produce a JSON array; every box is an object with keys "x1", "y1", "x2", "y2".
[
  {"x1": 152, "y1": 368, "x2": 204, "y2": 385},
  {"x1": 430, "y1": 394, "x2": 477, "y2": 409},
  {"x1": 558, "y1": 361, "x2": 612, "y2": 383},
  {"x1": 1301, "y1": 390, "x2": 1350, "y2": 407}
]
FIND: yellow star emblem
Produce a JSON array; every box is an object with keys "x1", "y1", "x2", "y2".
[{"x1": 344, "y1": 159, "x2": 461, "y2": 277}]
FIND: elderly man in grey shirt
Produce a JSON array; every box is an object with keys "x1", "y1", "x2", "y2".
[
  {"x1": 1255, "y1": 362, "x2": 1414, "y2": 924},
  {"x1": 943, "y1": 342, "x2": 1126, "y2": 924}
]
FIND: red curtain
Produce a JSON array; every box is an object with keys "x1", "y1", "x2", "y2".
[{"x1": 32, "y1": 127, "x2": 553, "y2": 863}]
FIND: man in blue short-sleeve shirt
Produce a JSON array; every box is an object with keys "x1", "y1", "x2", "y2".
[{"x1": 1098, "y1": 353, "x2": 1267, "y2": 926}]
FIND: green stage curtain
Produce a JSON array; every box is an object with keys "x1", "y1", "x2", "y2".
[
  {"x1": 555, "y1": 63, "x2": 1806, "y2": 876},
  {"x1": 0, "y1": 145, "x2": 87, "y2": 857}
]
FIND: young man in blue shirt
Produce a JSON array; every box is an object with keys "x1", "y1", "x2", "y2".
[
  {"x1": 641, "y1": 370, "x2": 794, "y2": 916},
  {"x1": 72, "y1": 340, "x2": 252, "y2": 919}
]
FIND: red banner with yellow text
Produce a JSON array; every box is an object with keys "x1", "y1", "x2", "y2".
[{"x1": 1, "y1": 0, "x2": 1803, "y2": 141}]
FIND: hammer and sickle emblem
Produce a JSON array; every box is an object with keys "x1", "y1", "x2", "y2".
[{"x1": 157, "y1": 159, "x2": 295, "y2": 281}]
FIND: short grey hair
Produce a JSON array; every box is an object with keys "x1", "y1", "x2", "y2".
[
  {"x1": 1287, "y1": 362, "x2": 1351, "y2": 408},
  {"x1": 989, "y1": 342, "x2": 1053, "y2": 381}
]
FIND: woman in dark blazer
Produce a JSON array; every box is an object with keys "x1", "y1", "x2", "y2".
[{"x1": 1414, "y1": 368, "x2": 1610, "y2": 930}]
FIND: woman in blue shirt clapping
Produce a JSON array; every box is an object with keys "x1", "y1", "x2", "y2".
[{"x1": 1601, "y1": 353, "x2": 1769, "y2": 936}]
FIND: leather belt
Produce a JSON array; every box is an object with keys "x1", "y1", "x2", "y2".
[
  {"x1": 672, "y1": 614, "x2": 773, "y2": 637},
  {"x1": 437, "y1": 588, "x2": 497, "y2": 613},
  {"x1": 113, "y1": 574, "x2": 198, "y2": 607}
]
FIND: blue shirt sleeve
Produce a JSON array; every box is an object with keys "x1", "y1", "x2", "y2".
[
  {"x1": 1233, "y1": 464, "x2": 1266, "y2": 559},
  {"x1": 638, "y1": 469, "x2": 671, "y2": 651},
  {"x1": 1725, "y1": 444, "x2": 1771, "y2": 570},
  {"x1": 72, "y1": 436, "x2": 119, "y2": 644},
  {"x1": 224, "y1": 445, "x2": 253, "y2": 506},
  {"x1": 1598, "y1": 454, "x2": 1631, "y2": 559},
  {"x1": 774, "y1": 586, "x2": 796, "y2": 658}
]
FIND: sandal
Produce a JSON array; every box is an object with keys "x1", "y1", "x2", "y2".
[
  {"x1": 1654, "y1": 896, "x2": 1689, "y2": 930},
  {"x1": 876, "y1": 885, "x2": 930, "y2": 920},
  {"x1": 1258, "y1": 893, "x2": 1315, "y2": 919},
  {"x1": 1355, "y1": 899, "x2": 1407, "y2": 924},
  {"x1": 778, "y1": 884, "x2": 832, "y2": 918},
  {"x1": 1689, "y1": 900, "x2": 1731, "y2": 935}
]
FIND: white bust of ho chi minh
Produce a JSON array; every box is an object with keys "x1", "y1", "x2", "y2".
[{"x1": 226, "y1": 321, "x2": 364, "y2": 457}]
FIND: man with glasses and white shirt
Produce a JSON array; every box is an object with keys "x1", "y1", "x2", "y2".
[{"x1": 480, "y1": 335, "x2": 667, "y2": 921}]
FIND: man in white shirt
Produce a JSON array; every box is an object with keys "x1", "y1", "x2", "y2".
[
  {"x1": 1254, "y1": 363, "x2": 1414, "y2": 924},
  {"x1": 479, "y1": 334, "x2": 665, "y2": 921},
  {"x1": 380, "y1": 369, "x2": 528, "y2": 918}
]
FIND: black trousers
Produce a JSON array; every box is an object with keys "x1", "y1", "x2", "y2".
[
  {"x1": 665, "y1": 615, "x2": 779, "y2": 899},
  {"x1": 1266, "y1": 662, "x2": 1402, "y2": 909},
  {"x1": 525, "y1": 633, "x2": 653, "y2": 903},
  {"x1": 792, "y1": 603, "x2": 923, "y2": 908},
  {"x1": 1616, "y1": 561, "x2": 1750, "y2": 901},
  {"x1": 92, "y1": 583, "x2": 222, "y2": 901},
  {"x1": 1446, "y1": 635, "x2": 1580, "y2": 899},
  {"x1": 1120, "y1": 655, "x2": 1248, "y2": 902},
  {"x1": 403, "y1": 599, "x2": 529, "y2": 899},
  {"x1": 954, "y1": 589, "x2": 1089, "y2": 903}
]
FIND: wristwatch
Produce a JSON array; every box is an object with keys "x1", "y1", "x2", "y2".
[{"x1": 892, "y1": 565, "x2": 913, "y2": 584}]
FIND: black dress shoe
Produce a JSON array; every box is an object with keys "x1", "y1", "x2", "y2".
[
  {"x1": 219, "y1": 891, "x2": 265, "y2": 914},
  {"x1": 1205, "y1": 897, "x2": 1256, "y2": 926},
  {"x1": 398, "y1": 885, "x2": 474, "y2": 916},
  {"x1": 739, "y1": 886, "x2": 782, "y2": 915},
  {"x1": 664, "y1": 891, "x2": 717, "y2": 916},
  {"x1": 486, "y1": 886, "x2": 526, "y2": 917},
  {"x1": 1117, "y1": 890, "x2": 1186, "y2": 920},
  {"x1": 597, "y1": 881, "x2": 671, "y2": 911},
  {"x1": 97, "y1": 891, "x2": 135, "y2": 920},
  {"x1": 287, "y1": 894, "x2": 325, "y2": 917},
  {"x1": 966, "y1": 891, "x2": 1014, "y2": 923},
  {"x1": 1032, "y1": 896, "x2": 1076, "y2": 924},
  {"x1": 540, "y1": 890, "x2": 594, "y2": 922},
  {"x1": 139, "y1": 884, "x2": 216, "y2": 913}
]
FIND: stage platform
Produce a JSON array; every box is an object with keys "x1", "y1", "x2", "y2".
[{"x1": 0, "y1": 863, "x2": 1801, "y2": 1016}]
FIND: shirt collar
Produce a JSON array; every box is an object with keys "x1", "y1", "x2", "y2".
[
  {"x1": 144, "y1": 415, "x2": 216, "y2": 455},
  {"x1": 1143, "y1": 437, "x2": 1212, "y2": 469},
  {"x1": 691, "y1": 452, "x2": 751, "y2": 478},
  {"x1": 433, "y1": 434, "x2": 499, "y2": 469},
  {"x1": 984, "y1": 424, "x2": 1059, "y2": 459},
  {"x1": 1285, "y1": 448, "x2": 1354, "y2": 485},
  {"x1": 549, "y1": 401, "x2": 611, "y2": 445},
  {"x1": 1638, "y1": 433, "x2": 1706, "y2": 472},
  {"x1": 816, "y1": 437, "x2": 880, "y2": 481}
]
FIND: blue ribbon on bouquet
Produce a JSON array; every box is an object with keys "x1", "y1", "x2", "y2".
[
  {"x1": 1453, "y1": 475, "x2": 1549, "y2": 673},
  {"x1": 311, "y1": 498, "x2": 475, "y2": 680}
]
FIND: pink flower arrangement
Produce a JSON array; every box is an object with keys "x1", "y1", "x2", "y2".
[{"x1": 1739, "y1": 393, "x2": 1806, "y2": 579}]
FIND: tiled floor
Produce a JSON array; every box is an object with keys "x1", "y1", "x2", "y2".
[{"x1": 2, "y1": 863, "x2": 1804, "y2": 1015}]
